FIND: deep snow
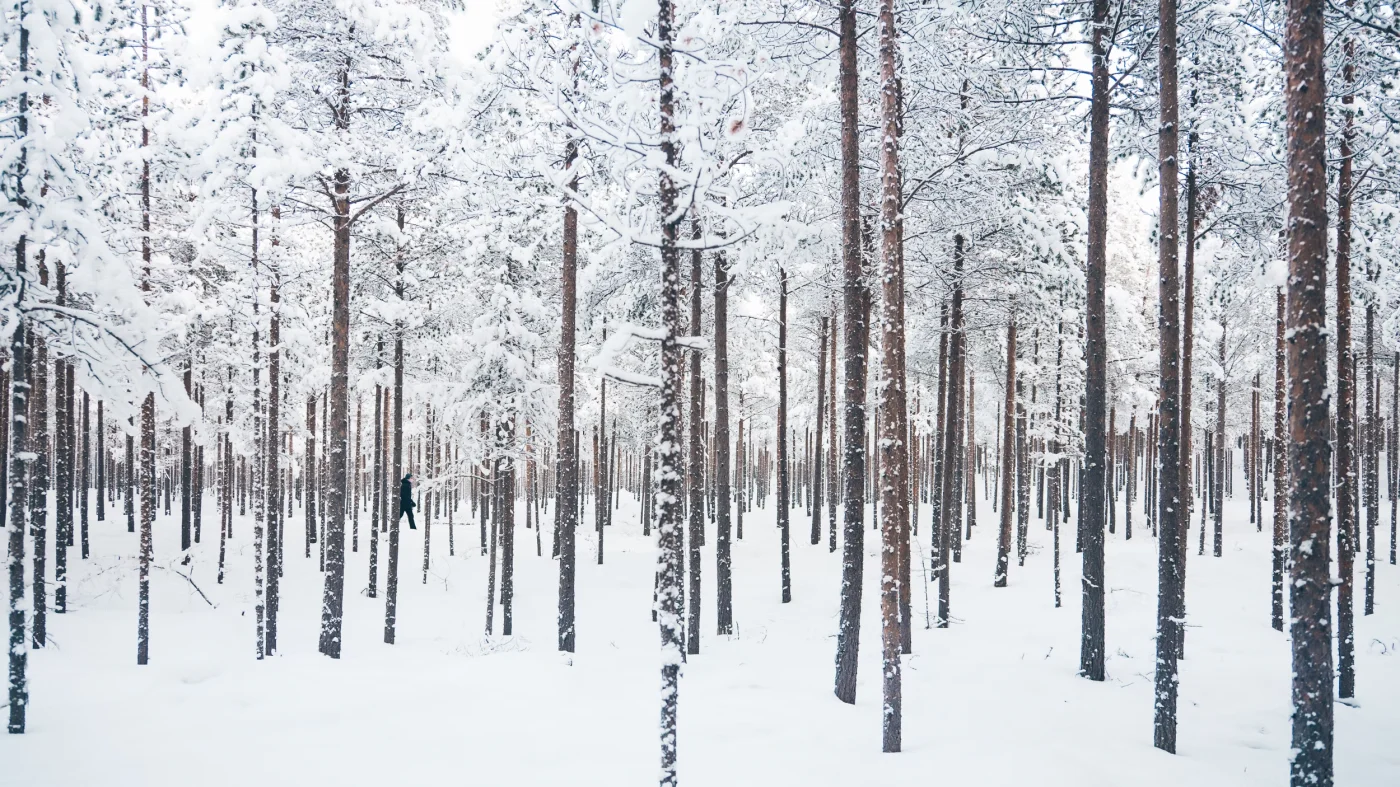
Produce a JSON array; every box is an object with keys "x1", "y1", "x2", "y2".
[{"x1": 2, "y1": 483, "x2": 1398, "y2": 786}]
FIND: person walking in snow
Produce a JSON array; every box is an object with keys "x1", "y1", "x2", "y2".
[{"x1": 400, "y1": 473, "x2": 418, "y2": 530}]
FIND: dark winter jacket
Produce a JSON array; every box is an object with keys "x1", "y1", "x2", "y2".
[{"x1": 400, "y1": 476, "x2": 415, "y2": 511}]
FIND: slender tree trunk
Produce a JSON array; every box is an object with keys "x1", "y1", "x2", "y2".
[
  {"x1": 1214, "y1": 322, "x2": 1227, "y2": 558},
  {"x1": 995, "y1": 319, "x2": 1017, "y2": 586},
  {"x1": 812, "y1": 317, "x2": 828, "y2": 546},
  {"x1": 1334, "y1": 18, "x2": 1358, "y2": 697},
  {"x1": 384, "y1": 208, "x2": 407, "y2": 646},
  {"x1": 54, "y1": 266, "x2": 69, "y2": 616},
  {"x1": 687, "y1": 219, "x2": 704, "y2": 650},
  {"x1": 369, "y1": 341, "x2": 383, "y2": 599},
  {"x1": 1079, "y1": 0, "x2": 1110, "y2": 680},
  {"x1": 656, "y1": 5, "x2": 685, "y2": 780},
  {"x1": 1152, "y1": 0, "x2": 1185, "y2": 749},
  {"x1": 777, "y1": 267, "x2": 791, "y2": 604},
  {"x1": 714, "y1": 238, "x2": 733, "y2": 635},
  {"x1": 556, "y1": 129, "x2": 580, "y2": 654},
  {"x1": 266, "y1": 254, "x2": 281, "y2": 654},
  {"x1": 832, "y1": 0, "x2": 865, "y2": 706},
  {"x1": 96, "y1": 400, "x2": 104, "y2": 524},
  {"x1": 875, "y1": 0, "x2": 904, "y2": 751},
  {"x1": 828, "y1": 313, "x2": 839, "y2": 552},
  {"x1": 1283, "y1": 0, "x2": 1334, "y2": 778},
  {"x1": 937, "y1": 238, "x2": 964, "y2": 626},
  {"x1": 7, "y1": 75, "x2": 31, "y2": 721},
  {"x1": 318, "y1": 71, "x2": 354, "y2": 656},
  {"x1": 1272, "y1": 290, "x2": 1286, "y2": 632},
  {"x1": 80, "y1": 390, "x2": 89, "y2": 559},
  {"x1": 136, "y1": 4, "x2": 155, "y2": 667}
]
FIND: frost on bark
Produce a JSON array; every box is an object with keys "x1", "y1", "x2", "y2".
[
  {"x1": 995, "y1": 318, "x2": 1016, "y2": 587},
  {"x1": 1152, "y1": 0, "x2": 1185, "y2": 750},
  {"x1": 714, "y1": 239, "x2": 733, "y2": 635},
  {"x1": 656, "y1": 2, "x2": 685, "y2": 782},
  {"x1": 688, "y1": 218, "x2": 705, "y2": 648},
  {"x1": 1333, "y1": 14, "x2": 1357, "y2": 701},
  {"x1": 1078, "y1": 0, "x2": 1110, "y2": 682},
  {"x1": 1272, "y1": 290, "x2": 1286, "y2": 632},
  {"x1": 832, "y1": 0, "x2": 866, "y2": 707},
  {"x1": 1282, "y1": 0, "x2": 1334, "y2": 780},
  {"x1": 811, "y1": 316, "x2": 828, "y2": 546},
  {"x1": 556, "y1": 132, "x2": 580, "y2": 654},
  {"x1": 874, "y1": 0, "x2": 904, "y2": 753},
  {"x1": 8, "y1": 218, "x2": 31, "y2": 732},
  {"x1": 937, "y1": 238, "x2": 964, "y2": 626},
  {"x1": 777, "y1": 266, "x2": 791, "y2": 604}
]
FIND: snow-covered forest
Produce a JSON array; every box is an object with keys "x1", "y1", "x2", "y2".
[{"x1": 2, "y1": 0, "x2": 1399, "y2": 784}]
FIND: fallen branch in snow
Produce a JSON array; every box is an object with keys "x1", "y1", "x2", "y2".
[{"x1": 154, "y1": 564, "x2": 216, "y2": 608}]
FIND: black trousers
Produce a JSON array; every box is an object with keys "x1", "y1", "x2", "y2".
[{"x1": 400, "y1": 506, "x2": 417, "y2": 529}]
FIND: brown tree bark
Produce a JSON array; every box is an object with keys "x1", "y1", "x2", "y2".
[
  {"x1": 1079, "y1": 0, "x2": 1110, "y2": 680},
  {"x1": 266, "y1": 249, "x2": 282, "y2": 654},
  {"x1": 1152, "y1": 0, "x2": 1185, "y2": 749},
  {"x1": 777, "y1": 267, "x2": 791, "y2": 604},
  {"x1": 54, "y1": 265, "x2": 70, "y2": 615},
  {"x1": 556, "y1": 128, "x2": 581, "y2": 653},
  {"x1": 832, "y1": 0, "x2": 866, "y2": 706},
  {"x1": 687, "y1": 217, "x2": 704, "y2": 650},
  {"x1": 995, "y1": 319, "x2": 1017, "y2": 586},
  {"x1": 875, "y1": 0, "x2": 905, "y2": 751},
  {"x1": 937, "y1": 238, "x2": 964, "y2": 626},
  {"x1": 714, "y1": 237, "x2": 733, "y2": 635},
  {"x1": 1214, "y1": 322, "x2": 1227, "y2": 558},
  {"x1": 136, "y1": 4, "x2": 155, "y2": 666},
  {"x1": 8, "y1": 113, "x2": 31, "y2": 724},
  {"x1": 384, "y1": 207, "x2": 408, "y2": 646},
  {"x1": 1273, "y1": 290, "x2": 1287, "y2": 632},
  {"x1": 1283, "y1": 0, "x2": 1335, "y2": 778},
  {"x1": 812, "y1": 316, "x2": 828, "y2": 546},
  {"x1": 1334, "y1": 31, "x2": 1357, "y2": 698},
  {"x1": 656, "y1": 4, "x2": 685, "y2": 779}
]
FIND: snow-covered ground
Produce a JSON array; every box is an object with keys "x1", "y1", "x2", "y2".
[{"x1": 3, "y1": 487, "x2": 1397, "y2": 786}]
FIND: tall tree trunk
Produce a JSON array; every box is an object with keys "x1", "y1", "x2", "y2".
[
  {"x1": 1152, "y1": 0, "x2": 1185, "y2": 749},
  {"x1": 1391, "y1": 352, "x2": 1397, "y2": 567},
  {"x1": 937, "y1": 238, "x2": 964, "y2": 626},
  {"x1": 54, "y1": 266, "x2": 69, "y2": 615},
  {"x1": 318, "y1": 75, "x2": 352, "y2": 656},
  {"x1": 687, "y1": 218, "x2": 704, "y2": 649},
  {"x1": 832, "y1": 0, "x2": 866, "y2": 706},
  {"x1": 305, "y1": 396, "x2": 316, "y2": 557},
  {"x1": 8, "y1": 52, "x2": 31, "y2": 720},
  {"x1": 828, "y1": 313, "x2": 839, "y2": 552},
  {"x1": 266, "y1": 250, "x2": 282, "y2": 654},
  {"x1": 656, "y1": 4, "x2": 685, "y2": 781},
  {"x1": 777, "y1": 267, "x2": 791, "y2": 604},
  {"x1": 556, "y1": 131, "x2": 580, "y2": 654},
  {"x1": 384, "y1": 207, "x2": 407, "y2": 646},
  {"x1": 30, "y1": 280, "x2": 47, "y2": 644},
  {"x1": 1283, "y1": 0, "x2": 1334, "y2": 779},
  {"x1": 875, "y1": 0, "x2": 904, "y2": 752},
  {"x1": 369, "y1": 340, "x2": 383, "y2": 598},
  {"x1": 1079, "y1": 0, "x2": 1110, "y2": 681},
  {"x1": 137, "y1": 3, "x2": 155, "y2": 667},
  {"x1": 1333, "y1": 30, "x2": 1357, "y2": 698},
  {"x1": 1363, "y1": 215, "x2": 1377, "y2": 615},
  {"x1": 1272, "y1": 290, "x2": 1286, "y2": 632},
  {"x1": 96, "y1": 400, "x2": 104, "y2": 524},
  {"x1": 80, "y1": 390, "x2": 89, "y2": 558},
  {"x1": 812, "y1": 317, "x2": 828, "y2": 545},
  {"x1": 1214, "y1": 322, "x2": 1226, "y2": 558},
  {"x1": 714, "y1": 238, "x2": 733, "y2": 635},
  {"x1": 995, "y1": 319, "x2": 1017, "y2": 586}
]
